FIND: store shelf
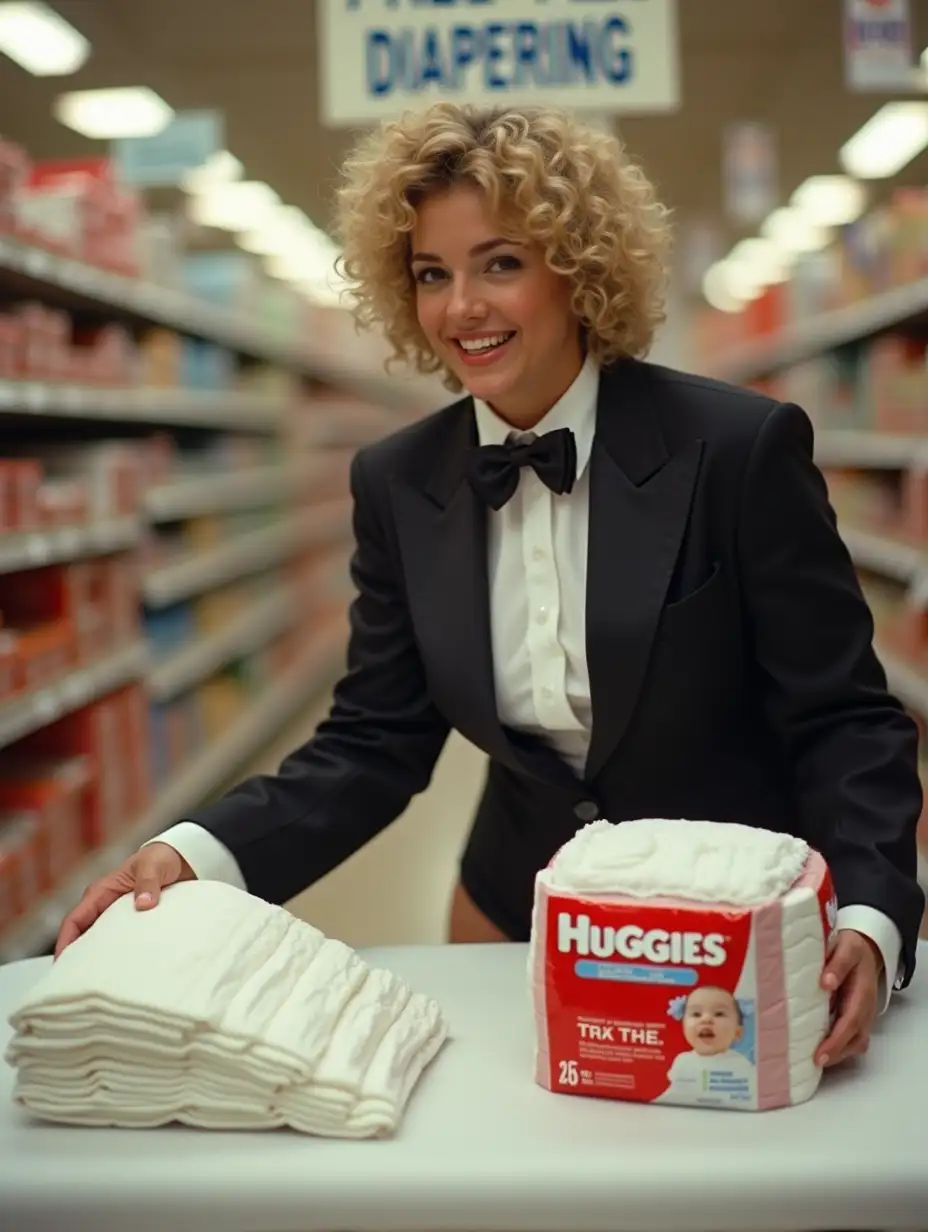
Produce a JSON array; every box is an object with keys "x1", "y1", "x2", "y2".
[
  {"x1": 145, "y1": 461, "x2": 318, "y2": 523},
  {"x1": 0, "y1": 515, "x2": 140, "y2": 575},
  {"x1": 142, "y1": 518, "x2": 304, "y2": 608},
  {"x1": 0, "y1": 640, "x2": 149, "y2": 750},
  {"x1": 0, "y1": 379, "x2": 285, "y2": 432},
  {"x1": 0, "y1": 236, "x2": 440, "y2": 413},
  {"x1": 815, "y1": 430, "x2": 928, "y2": 470},
  {"x1": 841, "y1": 526, "x2": 923, "y2": 584},
  {"x1": 718, "y1": 278, "x2": 928, "y2": 384},
  {"x1": 0, "y1": 234, "x2": 308, "y2": 370},
  {"x1": 142, "y1": 500, "x2": 351, "y2": 608},
  {"x1": 0, "y1": 615, "x2": 347, "y2": 963},
  {"x1": 148, "y1": 588, "x2": 294, "y2": 702}
]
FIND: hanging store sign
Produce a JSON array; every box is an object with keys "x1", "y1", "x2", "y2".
[
  {"x1": 113, "y1": 110, "x2": 224, "y2": 188},
  {"x1": 843, "y1": 0, "x2": 915, "y2": 92},
  {"x1": 722, "y1": 122, "x2": 778, "y2": 226},
  {"x1": 318, "y1": 0, "x2": 681, "y2": 127}
]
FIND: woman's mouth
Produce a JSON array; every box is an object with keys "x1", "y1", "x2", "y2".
[{"x1": 453, "y1": 332, "x2": 516, "y2": 365}]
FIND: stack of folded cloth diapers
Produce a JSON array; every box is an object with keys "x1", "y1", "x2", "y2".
[{"x1": 5, "y1": 881, "x2": 448, "y2": 1137}]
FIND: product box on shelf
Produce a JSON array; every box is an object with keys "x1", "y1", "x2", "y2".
[
  {"x1": 17, "y1": 683, "x2": 151, "y2": 850},
  {"x1": 14, "y1": 157, "x2": 143, "y2": 275},
  {"x1": 180, "y1": 339, "x2": 236, "y2": 393},
  {"x1": 0, "y1": 811, "x2": 40, "y2": 935},
  {"x1": 37, "y1": 478, "x2": 89, "y2": 528},
  {"x1": 148, "y1": 692, "x2": 205, "y2": 788},
  {"x1": 0, "y1": 555, "x2": 140, "y2": 669},
  {"x1": 137, "y1": 328, "x2": 182, "y2": 389},
  {"x1": 32, "y1": 442, "x2": 144, "y2": 520},
  {"x1": 11, "y1": 302, "x2": 71, "y2": 379},
  {"x1": 144, "y1": 603, "x2": 197, "y2": 661},
  {"x1": 0, "y1": 754, "x2": 91, "y2": 892},
  {"x1": 71, "y1": 322, "x2": 136, "y2": 386},
  {"x1": 0, "y1": 459, "x2": 43, "y2": 531},
  {"x1": 0, "y1": 136, "x2": 29, "y2": 237}
]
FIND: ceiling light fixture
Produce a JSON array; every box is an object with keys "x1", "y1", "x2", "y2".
[
  {"x1": 54, "y1": 87, "x2": 173, "y2": 139},
  {"x1": 181, "y1": 150, "x2": 244, "y2": 194},
  {"x1": 0, "y1": 2, "x2": 88, "y2": 76},
  {"x1": 839, "y1": 102, "x2": 928, "y2": 179},
  {"x1": 188, "y1": 181, "x2": 280, "y2": 231},
  {"x1": 702, "y1": 262, "x2": 751, "y2": 314},
  {"x1": 761, "y1": 207, "x2": 831, "y2": 254},
  {"x1": 790, "y1": 175, "x2": 867, "y2": 227},
  {"x1": 726, "y1": 237, "x2": 792, "y2": 286},
  {"x1": 237, "y1": 206, "x2": 319, "y2": 257}
]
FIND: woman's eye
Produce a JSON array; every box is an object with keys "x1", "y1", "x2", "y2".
[
  {"x1": 489, "y1": 254, "x2": 521, "y2": 272},
  {"x1": 414, "y1": 267, "x2": 445, "y2": 285}
]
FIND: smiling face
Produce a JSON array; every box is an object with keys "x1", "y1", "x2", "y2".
[
  {"x1": 682, "y1": 987, "x2": 743, "y2": 1057},
  {"x1": 410, "y1": 185, "x2": 584, "y2": 427}
]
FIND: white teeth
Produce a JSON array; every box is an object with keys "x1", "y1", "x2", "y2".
[{"x1": 458, "y1": 333, "x2": 512, "y2": 353}]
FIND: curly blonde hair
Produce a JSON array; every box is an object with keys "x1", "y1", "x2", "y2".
[{"x1": 334, "y1": 102, "x2": 672, "y2": 391}]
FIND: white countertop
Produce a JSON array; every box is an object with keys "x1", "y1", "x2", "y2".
[{"x1": 0, "y1": 943, "x2": 926, "y2": 1232}]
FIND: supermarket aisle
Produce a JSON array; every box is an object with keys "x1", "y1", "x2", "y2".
[{"x1": 240, "y1": 691, "x2": 487, "y2": 946}]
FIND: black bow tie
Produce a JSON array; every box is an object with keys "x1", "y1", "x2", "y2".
[{"x1": 467, "y1": 427, "x2": 577, "y2": 511}]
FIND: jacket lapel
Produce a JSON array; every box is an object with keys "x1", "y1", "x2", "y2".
[
  {"x1": 390, "y1": 401, "x2": 580, "y2": 791},
  {"x1": 585, "y1": 361, "x2": 704, "y2": 781}
]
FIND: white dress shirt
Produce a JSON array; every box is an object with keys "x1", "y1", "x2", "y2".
[{"x1": 152, "y1": 356, "x2": 902, "y2": 1009}]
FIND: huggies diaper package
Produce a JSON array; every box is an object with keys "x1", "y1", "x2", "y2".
[{"x1": 529, "y1": 819, "x2": 837, "y2": 1111}]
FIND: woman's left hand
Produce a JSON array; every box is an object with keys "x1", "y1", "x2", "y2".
[{"x1": 815, "y1": 930, "x2": 882, "y2": 1068}]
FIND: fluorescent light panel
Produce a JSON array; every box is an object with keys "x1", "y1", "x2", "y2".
[
  {"x1": 237, "y1": 206, "x2": 318, "y2": 256},
  {"x1": 54, "y1": 87, "x2": 173, "y2": 138},
  {"x1": 0, "y1": 2, "x2": 88, "y2": 76},
  {"x1": 790, "y1": 175, "x2": 866, "y2": 227},
  {"x1": 188, "y1": 180, "x2": 280, "y2": 231},
  {"x1": 761, "y1": 207, "x2": 831, "y2": 254},
  {"x1": 181, "y1": 150, "x2": 243, "y2": 195},
  {"x1": 839, "y1": 102, "x2": 928, "y2": 179},
  {"x1": 702, "y1": 263, "x2": 749, "y2": 314},
  {"x1": 727, "y1": 237, "x2": 791, "y2": 285}
]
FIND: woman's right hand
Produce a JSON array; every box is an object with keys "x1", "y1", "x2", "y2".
[{"x1": 54, "y1": 842, "x2": 196, "y2": 958}]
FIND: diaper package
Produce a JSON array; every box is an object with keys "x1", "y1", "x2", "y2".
[{"x1": 529, "y1": 818, "x2": 837, "y2": 1112}]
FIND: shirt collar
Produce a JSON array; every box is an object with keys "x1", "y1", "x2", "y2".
[{"x1": 471, "y1": 354, "x2": 599, "y2": 481}]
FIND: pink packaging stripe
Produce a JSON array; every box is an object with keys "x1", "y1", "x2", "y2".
[{"x1": 752, "y1": 894, "x2": 791, "y2": 1110}]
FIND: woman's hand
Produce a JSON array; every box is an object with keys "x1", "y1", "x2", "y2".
[
  {"x1": 815, "y1": 929, "x2": 882, "y2": 1069},
  {"x1": 54, "y1": 843, "x2": 197, "y2": 958}
]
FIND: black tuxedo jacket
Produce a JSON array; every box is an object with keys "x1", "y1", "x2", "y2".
[{"x1": 188, "y1": 358, "x2": 925, "y2": 985}]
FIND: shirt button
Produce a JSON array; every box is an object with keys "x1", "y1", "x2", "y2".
[
  {"x1": 536, "y1": 607, "x2": 549, "y2": 625},
  {"x1": 573, "y1": 800, "x2": 600, "y2": 822},
  {"x1": 541, "y1": 686, "x2": 554, "y2": 700},
  {"x1": 533, "y1": 546, "x2": 546, "y2": 563}
]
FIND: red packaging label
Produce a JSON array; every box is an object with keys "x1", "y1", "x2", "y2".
[{"x1": 533, "y1": 858, "x2": 835, "y2": 1112}]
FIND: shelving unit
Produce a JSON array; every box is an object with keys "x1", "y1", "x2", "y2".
[
  {"x1": 0, "y1": 641, "x2": 150, "y2": 748},
  {"x1": 715, "y1": 277, "x2": 928, "y2": 385},
  {"x1": 0, "y1": 379, "x2": 286, "y2": 431},
  {"x1": 704, "y1": 269, "x2": 928, "y2": 894},
  {"x1": 0, "y1": 614, "x2": 346, "y2": 964},
  {"x1": 0, "y1": 515, "x2": 140, "y2": 574},
  {"x1": 0, "y1": 218, "x2": 429, "y2": 961},
  {"x1": 0, "y1": 235, "x2": 437, "y2": 414}
]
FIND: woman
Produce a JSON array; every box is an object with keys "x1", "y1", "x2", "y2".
[{"x1": 58, "y1": 103, "x2": 924, "y2": 1070}]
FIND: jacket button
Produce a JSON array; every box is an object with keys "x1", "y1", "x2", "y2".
[{"x1": 573, "y1": 800, "x2": 600, "y2": 822}]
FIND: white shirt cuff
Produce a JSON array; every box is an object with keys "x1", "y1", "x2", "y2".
[
  {"x1": 836, "y1": 904, "x2": 902, "y2": 1015},
  {"x1": 142, "y1": 822, "x2": 247, "y2": 892}
]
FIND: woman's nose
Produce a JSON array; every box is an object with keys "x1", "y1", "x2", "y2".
[{"x1": 447, "y1": 275, "x2": 487, "y2": 324}]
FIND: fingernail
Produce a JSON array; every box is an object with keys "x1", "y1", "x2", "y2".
[
  {"x1": 820, "y1": 1054, "x2": 829, "y2": 1067},
  {"x1": 136, "y1": 893, "x2": 153, "y2": 908}
]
